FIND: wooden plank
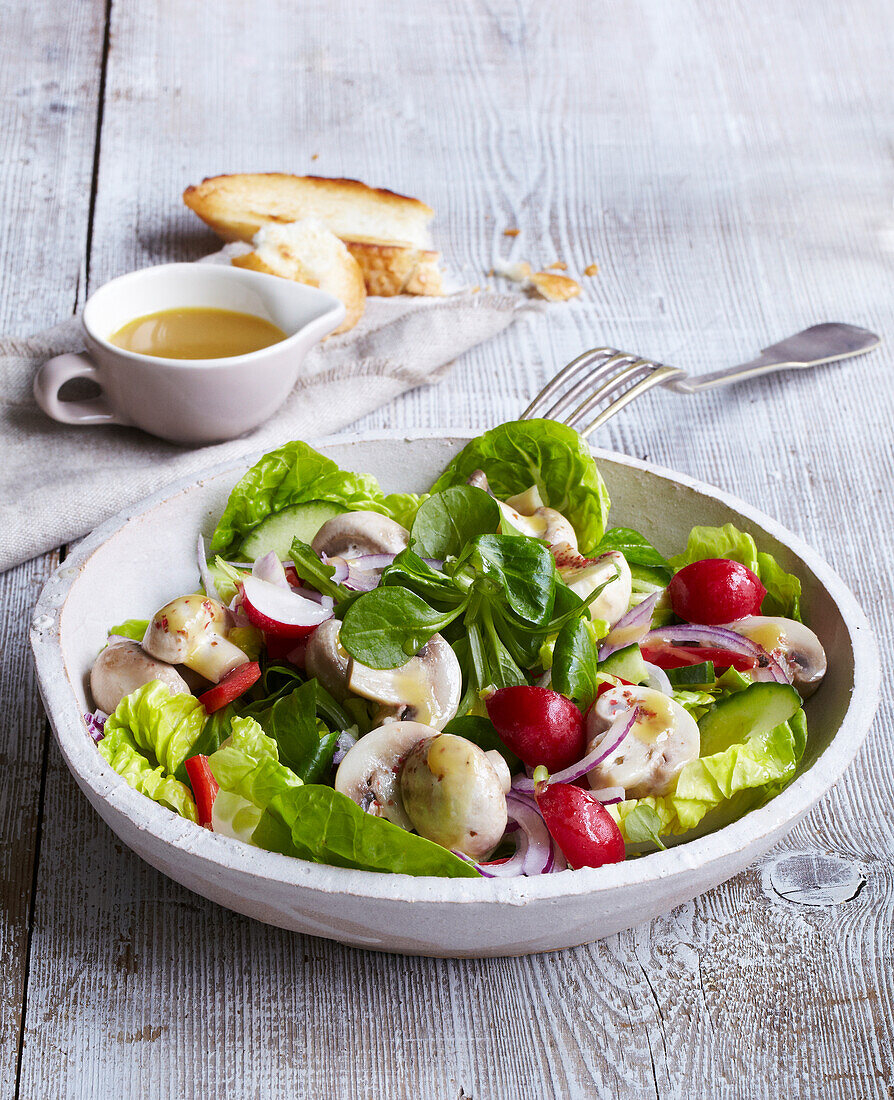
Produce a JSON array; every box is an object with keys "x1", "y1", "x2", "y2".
[
  {"x1": 10, "y1": 0, "x2": 894, "y2": 1096},
  {"x1": 0, "y1": 0, "x2": 106, "y2": 334},
  {"x1": 0, "y1": 1, "x2": 105, "y2": 1095}
]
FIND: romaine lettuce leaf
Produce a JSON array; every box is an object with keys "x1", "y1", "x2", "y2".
[
  {"x1": 98, "y1": 726, "x2": 197, "y2": 821},
  {"x1": 209, "y1": 440, "x2": 422, "y2": 558},
  {"x1": 609, "y1": 709, "x2": 807, "y2": 841},
  {"x1": 255, "y1": 785, "x2": 481, "y2": 877},
  {"x1": 103, "y1": 680, "x2": 206, "y2": 776},
  {"x1": 429, "y1": 419, "x2": 611, "y2": 553},
  {"x1": 669, "y1": 522, "x2": 802, "y2": 620},
  {"x1": 108, "y1": 619, "x2": 149, "y2": 641}
]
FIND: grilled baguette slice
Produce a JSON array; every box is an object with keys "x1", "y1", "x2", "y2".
[
  {"x1": 183, "y1": 173, "x2": 442, "y2": 296},
  {"x1": 231, "y1": 219, "x2": 365, "y2": 334}
]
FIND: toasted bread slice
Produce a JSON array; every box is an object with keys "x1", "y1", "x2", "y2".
[
  {"x1": 183, "y1": 174, "x2": 441, "y2": 296},
  {"x1": 232, "y1": 219, "x2": 366, "y2": 334},
  {"x1": 345, "y1": 238, "x2": 443, "y2": 296}
]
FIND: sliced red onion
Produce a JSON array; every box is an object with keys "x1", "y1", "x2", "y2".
[
  {"x1": 223, "y1": 560, "x2": 254, "y2": 570},
  {"x1": 589, "y1": 785, "x2": 625, "y2": 805},
  {"x1": 196, "y1": 534, "x2": 221, "y2": 604},
  {"x1": 332, "y1": 729, "x2": 358, "y2": 766},
  {"x1": 324, "y1": 556, "x2": 349, "y2": 585},
  {"x1": 643, "y1": 661, "x2": 673, "y2": 695},
  {"x1": 642, "y1": 625, "x2": 790, "y2": 683},
  {"x1": 252, "y1": 551, "x2": 290, "y2": 589},
  {"x1": 84, "y1": 710, "x2": 107, "y2": 742},
  {"x1": 598, "y1": 592, "x2": 660, "y2": 660},
  {"x1": 511, "y1": 708, "x2": 637, "y2": 792}
]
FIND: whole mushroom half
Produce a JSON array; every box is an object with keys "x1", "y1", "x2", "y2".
[
  {"x1": 90, "y1": 640, "x2": 191, "y2": 715},
  {"x1": 334, "y1": 720, "x2": 432, "y2": 829},
  {"x1": 467, "y1": 471, "x2": 578, "y2": 553},
  {"x1": 311, "y1": 511, "x2": 410, "y2": 560},
  {"x1": 723, "y1": 616, "x2": 827, "y2": 697},
  {"x1": 586, "y1": 684, "x2": 700, "y2": 798},
  {"x1": 400, "y1": 733, "x2": 508, "y2": 859},
  {"x1": 142, "y1": 594, "x2": 249, "y2": 683},
  {"x1": 305, "y1": 622, "x2": 462, "y2": 728}
]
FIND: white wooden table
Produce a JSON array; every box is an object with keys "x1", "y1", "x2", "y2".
[{"x1": 2, "y1": 1, "x2": 892, "y2": 1096}]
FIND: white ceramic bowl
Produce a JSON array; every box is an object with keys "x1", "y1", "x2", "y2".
[{"x1": 30, "y1": 431, "x2": 880, "y2": 957}]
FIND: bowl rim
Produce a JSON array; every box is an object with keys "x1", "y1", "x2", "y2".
[{"x1": 30, "y1": 427, "x2": 881, "y2": 905}]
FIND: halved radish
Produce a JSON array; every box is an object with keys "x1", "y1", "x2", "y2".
[{"x1": 241, "y1": 574, "x2": 332, "y2": 638}]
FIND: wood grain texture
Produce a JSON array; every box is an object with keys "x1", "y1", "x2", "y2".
[{"x1": 4, "y1": 0, "x2": 894, "y2": 1096}]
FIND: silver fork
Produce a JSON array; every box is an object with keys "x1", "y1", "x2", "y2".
[{"x1": 520, "y1": 323, "x2": 881, "y2": 437}]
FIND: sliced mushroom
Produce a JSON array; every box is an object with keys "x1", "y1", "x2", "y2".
[
  {"x1": 586, "y1": 684, "x2": 700, "y2": 798},
  {"x1": 400, "y1": 733, "x2": 508, "y2": 858},
  {"x1": 142, "y1": 594, "x2": 248, "y2": 683},
  {"x1": 90, "y1": 640, "x2": 191, "y2": 714},
  {"x1": 348, "y1": 633, "x2": 462, "y2": 729},
  {"x1": 304, "y1": 619, "x2": 351, "y2": 702},
  {"x1": 723, "y1": 616, "x2": 827, "y2": 697},
  {"x1": 311, "y1": 511, "x2": 409, "y2": 560},
  {"x1": 334, "y1": 720, "x2": 431, "y2": 829},
  {"x1": 554, "y1": 549, "x2": 633, "y2": 627}
]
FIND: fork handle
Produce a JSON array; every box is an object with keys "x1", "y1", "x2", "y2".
[{"x1": 666, "y1": 353, "x2": 787, "y2": 393}]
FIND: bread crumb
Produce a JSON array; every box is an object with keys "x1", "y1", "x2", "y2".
[
  {"x1": 470, "y1": 285, "x2": 480, "y2": 293},
  {"x1": 493, "y1": 259, "x2": 532, "y2": 283},
  {"x1": 545, "y1": 261, "x2": 567, "y2": 271},
  {"x1": 584, "y1": 263, "x2": 599, "y2": 276},
  {"x1": 503, "y1": 228, "x2": 521, "y2": 237},
  {"x1": 311, "y1": 154, "x2": 319, "y2": 161},
  {"x1": 530, "y1": 271, "x2": 581, "y2": 302}
]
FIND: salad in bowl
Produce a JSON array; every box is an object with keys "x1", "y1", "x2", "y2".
[{"x1": 85, "y1": 419, "x2": 824, "y2": 880}]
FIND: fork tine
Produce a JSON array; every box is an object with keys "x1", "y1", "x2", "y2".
[
  {"x1": 520, "y1": 347, "x2": 616, "y2": 419},
  {"x1": 542, "y1": 352, "x2": 641, "y2": 422},
  {"x1": 576, "y1": 365, "x2": 683, "y2": 437},
  {"x1": 562, "y1": 360, "x2": 657, "y2": 430}
]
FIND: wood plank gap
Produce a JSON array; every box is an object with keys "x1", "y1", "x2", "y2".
[{"x1": 82, "y1": 0, "x2": 113, "y2": 304}]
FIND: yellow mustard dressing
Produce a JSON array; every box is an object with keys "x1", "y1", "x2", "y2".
[{"x1": 110, "y1": 307, "x2": 286, "y2": 360}]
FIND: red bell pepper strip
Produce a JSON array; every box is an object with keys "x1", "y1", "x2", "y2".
[
  {"x1": 198, "y1": 661, "x2": 261, "y2": 713},
  {"x1": 184, "y1": 754, "x2": 219, "y2": 828}
]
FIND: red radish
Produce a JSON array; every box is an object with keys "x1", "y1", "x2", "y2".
[
  {"x1": 668, "y1": 558, "x2": 766, "y2": 625},
  {"x1": 640, "y1": 644, "x2": 756, "y2": 673},
  {"x1": 198, "y1": 661, "x2": 261, "y2": 712},
  {"x1": 241, "y1": 574, "x2": 332, "y2": 638},
  {"x1": 536, "y1": 782, "x2": 625, "y2": 869},
  {"x1": 184, "y1": 755, "x2": 219, "y2": 828},
  {"x1": 486, "y1": 686, "x2": 585, "y2": 772}
]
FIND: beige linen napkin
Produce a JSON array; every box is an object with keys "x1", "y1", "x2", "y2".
[{"x1": 1, "y1": 290, "x2": 538, "y2": 571}]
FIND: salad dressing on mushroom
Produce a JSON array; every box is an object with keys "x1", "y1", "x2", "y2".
[{"x1": 85, "y1": 419, "x2": 825, "y2": 877}]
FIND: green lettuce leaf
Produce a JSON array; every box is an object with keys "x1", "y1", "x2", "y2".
[
  {"x1": 669, "y1": 522, "x2": 802, "y2": 620},
  {"x1": 255, "y1": 785, "x2": 481, "y2": 877},
  {"x1": 429, "y1": 419, "x2": 611, "y2": 553},
  {"x1": 207, "y1": 715, "x2": 304, "y2": 809},
  {"x1": 609, "y1": 709, "x2": 807, "y2": 841},
  {"x1": 103, "y1": 680, "x2": 206, "y2": 776},
  {"x1": 108, "y1": 619, "x2": 149, "y2": 641},
  {"x1": 594, "y1": 527, "x2": 672, "y2": 580},
  {"x1": 209, "y1": 440, "x2": 422, "y2": 558},
  {"x1": 98, "y1": 726, "x2": 197, "y2": 821}
]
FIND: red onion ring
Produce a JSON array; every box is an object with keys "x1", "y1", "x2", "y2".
[
  {"x1": 598, "y1": 592, "x2": 660, "y2": 660},
  {"x1": 511, "y1": 708, "x2": 637, "y2": 792},
  {"x1": 196, "y1": 534, "x2": 221, "y2": 603},
  {"x1": 641, "y1": 625, "x2": 790, "y2": 683}
]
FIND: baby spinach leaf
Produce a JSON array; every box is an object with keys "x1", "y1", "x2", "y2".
[
  {"x1": 410, "y1": 485, "x2": 500, "y2": 559},
  {"x1": 255, "y1": 785, "x2": 481, "y2": 877},
  {"x1": 623, "y1": 804, "x2": 667, "y2": 850},
  {"x1": 289, "y1": 538, "x2": 350, "y2": 602},
  {"x1": 340, "y1": 587, "x2": 467, "y2": 669},
  {"x1": 462, "y1": 534, "x2": 556, "y2": 625},
  {"x1": 595, "y1": 527, "x2": 672, "y2": 580},
  {"x1": 381, "y1": 549, "x2": 464, "y2": 606},
  {"x1": 551, "y1": 618, "x2": 602, "y2": 710}
]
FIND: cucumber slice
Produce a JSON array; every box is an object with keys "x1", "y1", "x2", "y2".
[
  {"x1": 666, "y1": 662, "x2": 715, "y2": 688},
  {"x1": 598, "y1": 643, "x2": 649, "y2": 685},
  {"x1": 698, "y1": 681, "x2": 800, "y2": 756},
  {"x1": 239, "y1": 501, "x2": 346, "y2": 561}
]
